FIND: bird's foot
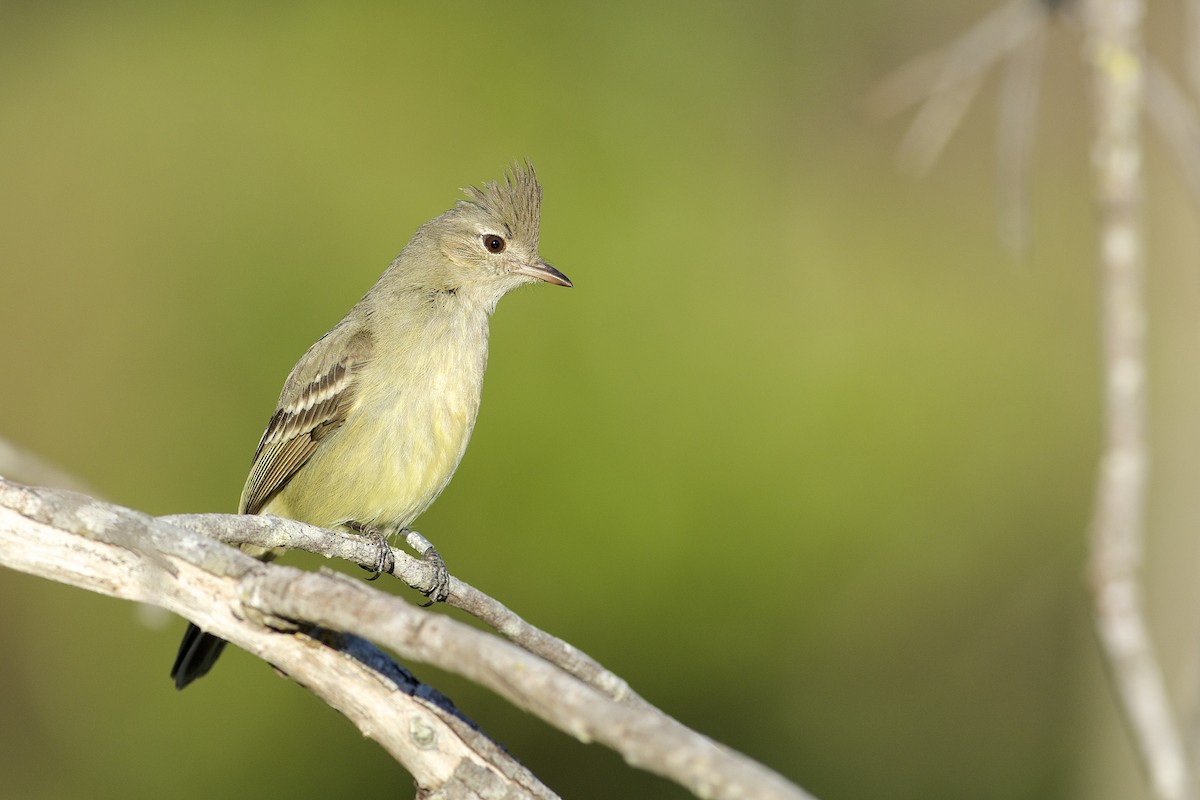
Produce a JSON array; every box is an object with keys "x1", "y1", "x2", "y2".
[
  {"x1": 346, "y1": 521, "x2": 395, "y2": 580},
  {"x1": 403, "y1": 529, "x2": 450, "y2": 605}
]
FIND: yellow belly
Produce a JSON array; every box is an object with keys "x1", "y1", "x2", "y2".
[{"x1": 262, "y1": 358, "x2": 481, "y2": 533}]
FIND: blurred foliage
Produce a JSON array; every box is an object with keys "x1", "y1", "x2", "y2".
[{"x1": 3, "y1": 2, "x2": 1200, "y2": 799}]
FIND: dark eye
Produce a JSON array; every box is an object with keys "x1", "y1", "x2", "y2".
[{"x1": 482, "y1": 234, "x2": 506, "y2": 253}]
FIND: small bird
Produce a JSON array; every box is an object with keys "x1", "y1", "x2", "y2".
[{"x1": 171, "y1": 163, "x2": 570, "y2": 689}]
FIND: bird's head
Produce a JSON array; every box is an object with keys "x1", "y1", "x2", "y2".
[{"x1": 409, "y1": 163, "x2": 571, "y2": 308}]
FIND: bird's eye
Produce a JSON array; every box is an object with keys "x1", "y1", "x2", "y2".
[{"x1": 482, "y1": 234, "x2": 506, "y2": 253}]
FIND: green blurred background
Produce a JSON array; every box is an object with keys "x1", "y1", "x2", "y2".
[{"x1": 3, "y1": 2, "x2": 1200, "y2": 798}]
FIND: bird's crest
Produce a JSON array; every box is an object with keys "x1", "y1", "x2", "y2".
[{"x1": 461, "y1": 162, "x2": 542, "y2": 248}]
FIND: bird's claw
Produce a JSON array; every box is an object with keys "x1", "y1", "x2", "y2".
[
  {"x1": 347, "y1": 521, "x2": 394, "y2": 580},
  {"x1": 419, "y1": 547, "x2": 450, "y2": 606},
  {"x1": 404, "y1": 529, "x2": 450, "y2": 605}
]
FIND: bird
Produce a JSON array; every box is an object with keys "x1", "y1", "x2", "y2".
[{"x1": 171, "y1": 163, "x2": 570, "y2": 689}]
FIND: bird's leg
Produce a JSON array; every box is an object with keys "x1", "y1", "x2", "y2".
[
  {"x1": 345, "y1": 520, "x2": 394, "y2": 580},
  {"x1": 402, "y1": 529, "x2": 450, "y2": 605}
]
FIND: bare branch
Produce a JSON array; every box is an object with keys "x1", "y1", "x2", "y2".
[
  {"x1": 0, "y1": 478, "x2": 814, "y2": 800},
  {"x1": 865, "y1": 0, "x2": 1048, "y2": 175},
  {"x1": 0, "y1": 437, "x2": 101, "y2": 496},
  {"x1": 163, "y1": 511, "x2": 647, "y2": 708},
  {"x1": 996, "y1": 19, "x2": 1046, "y2": 252},
  {"x1": 0, "y1": 478, "x2": 550, "y2": 798},
  {"x1": 1081, "y1": 1, "x2": 1194, "y2": 798},
  {"x1": 1145, "y1": 59, "x2": 1200, "y2": 209},
  {"x1": 243, "y1": 567, "x2": 807, "y2": 800},
  {"x1": 873, "y1": 1, "x2": 1196, "y2": 796}
]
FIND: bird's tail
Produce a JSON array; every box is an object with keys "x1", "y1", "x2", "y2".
[
  {"x1": 170, "y1": 541, "x2": 280, "y2": 688},
  {"x1": 171, "y1": 624, "x2": 228, "y2": 690}
]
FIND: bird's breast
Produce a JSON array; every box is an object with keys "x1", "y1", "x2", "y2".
[{"x1": 270, "y1": 314, "x2": 489, "y2": 533}]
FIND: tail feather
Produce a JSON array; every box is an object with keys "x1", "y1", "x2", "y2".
[{"x1": 171, "y1": 624, "x2": 228, "y2": 690}]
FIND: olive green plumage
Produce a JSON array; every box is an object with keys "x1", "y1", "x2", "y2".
[{"x1": 172, "y1": 164, "x2": 570, "y2": 689}]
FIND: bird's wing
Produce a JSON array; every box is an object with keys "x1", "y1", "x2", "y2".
[{"x1": 239, "y1": 325, "x2": 373, "y2": 515}]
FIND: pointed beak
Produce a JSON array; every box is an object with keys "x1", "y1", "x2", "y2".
[{"x1": 515, "y1": 260, "x2": 572, "y2": 288}]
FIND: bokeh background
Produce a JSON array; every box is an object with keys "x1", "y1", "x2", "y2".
[{"x1": 3, "y1": 2, "x2": 1200, "y2": 798}]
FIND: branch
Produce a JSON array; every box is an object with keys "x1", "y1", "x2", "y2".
[
  {"x1": 872, "y1": 2, "x2": 1196, "y2": 796},
  {"x1": 864, "y1": 0, "x2": 1060, "y2": 256},
  {"x1": 995, "y1": 13, "x2": 1046, "y2": 252},
  {"x1": 864, "y1": 0, "x2": 1049, "y2": 177},
  {"x1": 0, "y1": 437, "x2": 101, "y2": 496},
  {"x1": 0, "y1": 477, "x2": 814, "y2": 800},
  {"x1": 1081, "y1": 2, "x2": 1193, "y2": 797},
  {"x1": 1144, "y1": 59, "x2": 1200, "y2": 211},
  {"x1": 161, "y1": 512, "x2": 646, "y2": 709}
]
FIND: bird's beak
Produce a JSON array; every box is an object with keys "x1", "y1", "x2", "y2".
[{"x1": 515, "y1": 260, "x2": 572, "y2": 288}]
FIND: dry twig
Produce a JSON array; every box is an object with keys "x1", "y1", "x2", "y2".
[
  {"x1": 1082, "y1": 2, "x2": 1192, "y2": 798},
  {"x1": 873, "y1": 1, "x2": 1197, "y2": 796},
  {"x1": 0, "y1": 477, "x2": 812, "y2": 800}
]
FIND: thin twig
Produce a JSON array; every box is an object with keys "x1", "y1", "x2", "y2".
[
  {"x1": 1082, "y1": 1, "x2": 1193, "y2": 798},
  {"x1": 865, "y1": 0, "x2": 1048, "y2": 175},
  {"x1": 996, "y1": 18, "x2": 1046, "y2": 253},
  {"x1": 162, "y1": 512, "x2": 646, "y2": 707},
  {"x1": 1144, "y1": 59, "x2": 1200, "y2": 209},
  {"x1": 0, "y1": 479, "x2": 814, "y2": 800},
  {"x1": 245, "y1": 567, "x2": 807, "y2": 800},
  {"x1": 873, "y1": 1, "x2": 1196, "y2": 795},
  {"x1": 0, "y1": 437, "x2": 100, "y2": 497}
]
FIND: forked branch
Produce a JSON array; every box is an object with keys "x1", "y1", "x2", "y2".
[{"x1": 0, "y1": 477, "x2": 812, "y2": 800}]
